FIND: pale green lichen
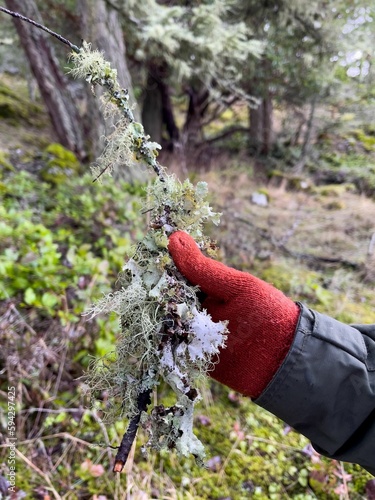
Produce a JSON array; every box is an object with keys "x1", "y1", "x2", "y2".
[
  {"x1": 74, "y1": 43, "x2": 228, "y2": 462},
  {"x1": 69, "y1": 41, "x2": 119, "y2": 91},
  {"x1": 70, "y1": 42, "x2": 164, "y2": 180},
  {"x1": 84, "y1": 178, "x2": 227, "y2": 461}
]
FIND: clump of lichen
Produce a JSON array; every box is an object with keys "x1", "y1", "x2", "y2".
[
  {"x1": 74, "y1": 44, "x2": 228, "y2": 462},
  {"x1": 85, "y1": 177, "x2": 227, "y2": 461}
]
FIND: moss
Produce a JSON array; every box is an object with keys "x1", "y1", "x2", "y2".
[
  {"x1": 312, "y1": 184, "x2": 355, "y2": 197},
  {"x1": 138, "y1": 388, "x2": 322, "y2": 499},
  {"x1": 0, "y1": 150, "x2": 15, "y2": 172},
  {"x1": 261, "y1": 265, "x2": 292, "y2": 293},
  {"x1": 21, "y1": 130, "x2": 51, "y2": 150},
  {"x1": 352, "y1": 129, "x2": 375, "y2": 152},
  {"x1": 40, "y1": 143, "x2": 81, "y2": 184},
  {"x1": 257, "y1": 187, "x2": 270, "y2": 200},
  {"x1": 268, "y1": 170, "x2": 310, "y2": 191},
  {"x1": 335, "y1": 300, "x2": 375, "y2": 324},
  {"x1": 324, "y1": 200, "x2": 345, "y2": 210},
  {"x1": 0, "y1": 81, "x2": 44, "y2": 126}
]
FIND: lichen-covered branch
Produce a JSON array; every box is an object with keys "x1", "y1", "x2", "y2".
[
  {"x1": 84, "y1": 176, "x2": 227, "y2": 466},
  {"x1": 72, "y1": 44, "x2": 228, "y2": 470},
  {"x1": 69, "y1": 42, "x2": 165, "y2": 181},
  {"x1": 0, "y1": 7, "x2": 229, "y2": 470}
]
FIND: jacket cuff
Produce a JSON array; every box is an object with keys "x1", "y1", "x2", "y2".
[{"x1": 255, "y1": 303, "x2": 375, "y2": 475}]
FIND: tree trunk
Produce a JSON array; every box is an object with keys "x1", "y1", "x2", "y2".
[
  {"x1": 249, "y1": 93, "x2": 274, "y2": 155},
  {"x1": 183, "y1": 88, "x2": 209, "y2": 149},
  {"x1": 142, "y1": 63, "x2": 179, "y2": 149},
  {"x1": 292, "y1": 96, "x2": 317, "y2": 174},
  {"x1": 160, "y1": 81, "x2": 179, "y2": 147},
  {"x1": 262, "y1": 94, "x2": 273, "y2": 155},
  {"x1": 249, "y1": 102, "x2": 263, "y2": 153},
  {"x1": 5, "y1": 0, "x2": 86, "y2": 160},
  {"x1": 142, "y1": 71, "x2": 163, "y2": 145},
  {"x1": 79, "y1": 0, "x2": 140, "y2": 159}
]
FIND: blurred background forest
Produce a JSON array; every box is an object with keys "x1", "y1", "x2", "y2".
[{"x1": 0, "y1": 0, "x2": 375, "y2": 499}]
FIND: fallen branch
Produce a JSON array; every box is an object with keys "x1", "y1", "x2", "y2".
[{"x1": 235, "y1": 216, "x2": 361, "y2": 270}]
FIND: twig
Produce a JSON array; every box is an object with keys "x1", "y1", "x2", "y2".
[
  {"x1": 278, "y1": 243, "x2": 360, "y2": 270},
  {"x1": 9, "y1": 303, "x2": 38, "y2": 336},
  {"x1": 91, "y1": 409, "x2": 113, "y2": 463},
  {"x1": 17, "y1": 408, "x2": 83, "y2": 414},
  {"x1": 217, "y1": 434, "x2": 243, "y2": 485},
  {"x1": 53, "y1": 337, "x2": 69, "y2": 398},
  {"x1": 113, "y1": 389, "x2": 151, "y2": 473},
  {"x1": 50, "y1": 440, "x2": 74, "y2": 474},
  {"x1": 93, "y1": 163, "x2": 114, "y2": 182},
  {"x1": 0, "y1": 432, "x2": 93, "y2": 448},
  {"x1": 0, "y1": 6, "x2": 80, "y2": 52},
  {"x1": 340, "y1": 461, "x2": 350, "y2": 500}
]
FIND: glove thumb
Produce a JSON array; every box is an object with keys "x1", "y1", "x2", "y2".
[{"x1": 168, "y1": 231, "x2": 243, "y2": 300}]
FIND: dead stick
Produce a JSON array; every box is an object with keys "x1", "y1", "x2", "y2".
[{"x1": 113, "y1": 389, "x2": 151, "y2": 473}]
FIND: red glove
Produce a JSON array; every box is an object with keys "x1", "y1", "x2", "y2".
[{"x1": 168, "y1": 231, "x2": 300, "y2": 399}]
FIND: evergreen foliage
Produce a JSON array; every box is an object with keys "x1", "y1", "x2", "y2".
[{"x1": 123, "y1": 0, "x2": 263, "y2": 102}]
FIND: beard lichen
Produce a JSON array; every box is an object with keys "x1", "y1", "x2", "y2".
[
  {"x1": 84, "y1": 177, "x2": 227, "y2": 462},
  {"x1": 72, "y1": 42, "x2": 228, "y2": 464}
]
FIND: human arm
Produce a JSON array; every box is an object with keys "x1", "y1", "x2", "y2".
[{"x1": 168, "y1": 231, "x2": 375, "y2": 475}]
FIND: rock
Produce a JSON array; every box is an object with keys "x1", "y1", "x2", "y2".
[{"x1": 251, "y1": 191, "x2": 268, "y2": 207}]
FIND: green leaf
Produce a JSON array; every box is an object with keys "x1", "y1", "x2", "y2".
[
  {"x1": 94, "y1": 338, "x2": 115, "y2": 357},
  {"x1": 41, "y1": 292, "x2": 59, "y2": 309},
  {"x1": 24, "y1": 287, "x2": 37, "y2": 305}
]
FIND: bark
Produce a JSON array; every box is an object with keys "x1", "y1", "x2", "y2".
[
  {"x1": 142, "y1": 71, "x2": 163, "y2": 145},
  {"x1": 249, "y1": 101, "x2": 263, "y2": 152},
  {"x1": 249, "y1": 93, "x2": 274, "y2": 155},
  {"x1": 292, "y1": 96, "x2": 317, "y2": 174},
  {"x1": 160, "y1": 81, "x2": 179, "y2": 146},
  {"x1": 262, "y1": 94, "x2": 274, "y2": 155},
  {"x1": 183, "y1": 88, "x2": 209, "y2": 149},
  {"x1": 79, "y1": 0, "x2": 140, "y2": 160},
  {"x1": 142, "y1": 63, "x2": 179, "y2": 149},
  {"x1": 5, "y1": 0, "x2": 86, "y2": 160}
]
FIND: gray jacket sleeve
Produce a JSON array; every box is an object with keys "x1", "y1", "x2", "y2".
[{"x1": 255, "y1": 303, "x2": 375, "y2": 476}]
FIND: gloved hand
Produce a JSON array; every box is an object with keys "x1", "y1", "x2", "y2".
[{"x1": 168, "y1": 231, "x2": 301, "y2": 399}]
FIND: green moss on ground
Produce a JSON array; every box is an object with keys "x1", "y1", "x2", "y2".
[
  {"x1": 351, "y1": 129, "x2": 375, "y2": 152},
  {"x1": 0, "y1": 150, "x2": 15, "y2": 171},
  {"x1": 41, "y1": 143, "x2": 81, "y2": 184},
  {"x1": 0, "y1": 81, "x2": 44, "y2": 126}
]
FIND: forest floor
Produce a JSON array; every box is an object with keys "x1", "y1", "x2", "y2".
[
  {"x1": 202, "y1": 167, "x2": 375, "y2": 325},
  {"x1": 1, "y1": 74, "x2": 375, "y2": 499}
]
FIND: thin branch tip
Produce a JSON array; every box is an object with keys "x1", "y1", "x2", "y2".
[{"x1": 0, "y1": 6, "x2": 80, "y2": 52}]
